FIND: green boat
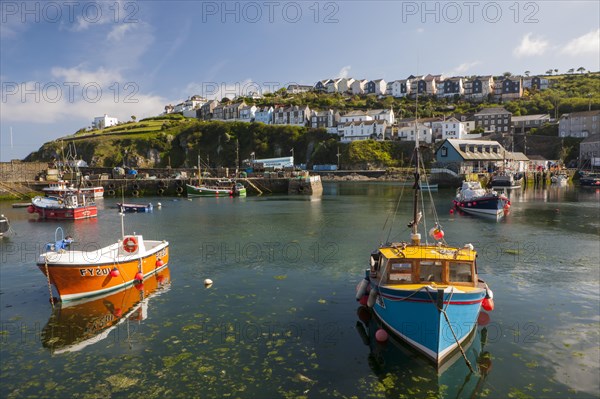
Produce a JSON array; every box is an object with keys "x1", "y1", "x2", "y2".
[{"x1": 186, "y1": 181, "x2": 246, "y2": 197}]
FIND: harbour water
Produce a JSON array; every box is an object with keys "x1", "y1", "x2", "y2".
[{"x1": 1, "y1": 183, "x2": 599, "y2": 398}]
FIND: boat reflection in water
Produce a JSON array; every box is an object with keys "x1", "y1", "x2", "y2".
[
  {"x1": 42, "y1": 267, "x2": 171, "y2": 354},
  {"x1": 356, "y1": 305, "x2": 493, "y2": 398}
]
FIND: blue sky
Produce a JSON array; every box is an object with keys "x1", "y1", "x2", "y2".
[{"x1": 1, "y1": 0, "x2": 599, "y2": 161}]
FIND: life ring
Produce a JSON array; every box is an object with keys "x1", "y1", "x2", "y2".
[
  {"x1": 132, "y1": 183, "x2": 140, "y2": 190},
  {"x1": 157, "y1": 188, "x2": 165, "y2": 195},
  {"x1": 176, "y1": 186, "x2": 184, "y2": 194},
  {"x1": 158, "y1": 181, "x2": 166, "y2": 188},
  {"x1": 108, "y1": 189, "x2": 115, "y2": 196},
  {"x1": 132, "y1": 190, "x2": 140, "y2": 197},
  {"x1": 108, "y1": 183, "x2": 116, "y2": 189},
  {"x1": 123, "y1": 237, "x2": 138, "y2": 253}
]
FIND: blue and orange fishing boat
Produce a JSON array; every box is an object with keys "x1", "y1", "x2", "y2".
[{"x1": 356, "y1": 121, "x2": 494, "y2": 367}]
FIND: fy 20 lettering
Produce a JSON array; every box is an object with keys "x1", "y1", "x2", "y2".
[{"x1": 79, "y1": 268, "x2": 110, "y2": 277}]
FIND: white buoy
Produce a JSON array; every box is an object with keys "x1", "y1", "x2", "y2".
[
  {"x1": 204, "y1": 278, "x2": 213, "y2": 288},
  {"x1": 355, "y1": 278, "x2": 369, "y2": 300},
  {"x1": 367, "y1": 289, "x2": 378, "y2": 308}
]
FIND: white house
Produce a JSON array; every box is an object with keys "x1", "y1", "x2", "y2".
[
  {"x1": 441, "y1": 117, "x2": 468, "y2": 140},
  {"x1": 92, "y1": 114, "x2": 118, "y2": 129},
  {"x1": 391, "y1": 79, "x2": 411, "y2": 98},
  {"x1": 254, "y1": 106, "x2": 274, "y2": 124},
  {"x1": 338, "y1": 78, "x2": 355, "y2": 93},
  {"x1": 327, "y1": 78, "x2": 343, "y2": 93},
  {"x1": 339, "y1": 120, "x2": 388, "y2": 142},
  {"x1": 340, "y1": 108, "x2": 394, "y2": 125},
  {"x1": 351, "y1": 79, "x2": 368, "y2": 95},
  {"x1": 366, "y1": 79, "x2": 387, "y2": 95},
  {"x1": 239, "y1": 105, "x2": 258, "y2": 122},
  {"x1": 398, "y1": 123, "x2": 433, "y2": 143}
]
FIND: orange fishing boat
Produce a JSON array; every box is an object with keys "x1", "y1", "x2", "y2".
[
  {"x1": 42, "y1": 267, "x2": 170, "y2": 354},
  {"x1": 37, "y1": 224, "x2": 169, "y2": 301}
]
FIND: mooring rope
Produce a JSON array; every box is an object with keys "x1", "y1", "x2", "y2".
[
  {"x1": 424, "y1": 287, "x2": 477, "y2": 374},
  {"x1": 44, "y1": 257, "x2": 54, "y2": 309}
]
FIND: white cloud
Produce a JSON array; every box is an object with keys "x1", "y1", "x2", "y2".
[
  {"x1": 561, "y1": 29, "x2": 600, "y2": 55},
  {"x1": 51, "y1": 66, "x2": 124, "y2": 87},
  {"x1": 513, "y1": 33, "x2": 549, "y2": 57},
  {"x1": 445, "y1": 61, "x2": 481, "y2": 76},
  {"x1": 337, "y1": 66, "x2": 351, "y2": 79},
  {"x1": 107, "y1": 24, "x2": 136, "y2": 41}
]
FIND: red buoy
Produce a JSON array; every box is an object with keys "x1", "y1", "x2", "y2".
[
  {"x1": 27, "y1": 205, "x2": 35, "y2": 214},
  {"x1": 449, "y1": 209, "x2": 454, "y2": 214},
  {"x1": 134, "y1": 272, "x2": 144, "y2": 281},
  {"x1": 156, "y1": 259, "x2": 164, "y2": 267},
  {"x1": 375, "y1": 328, "x2": 388, "y2": 342},
  {"x1": 110, "y1": 268, "x2": 120, "y2": 277},
  {"x1": 482, "y1": 298, "x2": 494, "y2": 311},
  {"x1": 134, "y1": 282, "x2": 144, "y2": 291}
]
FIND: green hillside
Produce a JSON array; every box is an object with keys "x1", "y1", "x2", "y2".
[{"x1": 25, "y1": 73, "x2": 599, "y2": 168}]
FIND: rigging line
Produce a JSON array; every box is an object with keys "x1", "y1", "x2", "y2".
[{"x1": 384, "y1": 177, "x2": 407, "y2": 245}]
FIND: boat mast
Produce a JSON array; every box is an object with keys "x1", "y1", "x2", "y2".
[{"x1": 411, "y1": 89, "x2": 421, "y2": 244}]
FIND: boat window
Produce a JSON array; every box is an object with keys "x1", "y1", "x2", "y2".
[
  {"x1": 449, "y1": 262, "x2": 473, "y2": 282},
  {"x1": 388, "y1": 261, "x2": 412, "y2": 282},
  {"x1": 419, "y1": 261, "x2": 442, "y2": 282}
]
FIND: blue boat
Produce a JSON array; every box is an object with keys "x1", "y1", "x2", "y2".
[
  {"x1": 356, "y1": 127, "x2": 495, "y2": 367},
  {"x1": 117, "y1": 203, "x2": 153, "y2": 213}
]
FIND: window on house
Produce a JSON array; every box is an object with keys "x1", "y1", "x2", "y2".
[{"x1": 441, "y1": 147, "x2": 448, "y2": 157}]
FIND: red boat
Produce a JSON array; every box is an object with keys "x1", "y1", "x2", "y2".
[
  {"x1": 28, "y1": 193, "x2": 97, "y2": 220},
  {"x1": 43, "y1": 180, "x2": 104, "y2": 199}
]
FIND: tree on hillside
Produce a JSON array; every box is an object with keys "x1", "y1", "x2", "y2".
[
  {"x1": 503, "y1": 71, "x2": 512, "y2": 77},
  {"x1": 577, "y1": 67, "x2": 586, "y2": 74},
  {"x1": 131, "y1": 115, "x2": 136, "y2": 122},
  {"x1": 524, "y1": 71, "x2": 530, "y2": 77},
  {"x1": 568, "y1": 68, "x2": 574, "y2": 74},
  {"x1": 546, "y1": 69, "x2": 553, "y2": 75},
  {"x1": 554, "y1": 69, "x2": 559, "y2": 74}
]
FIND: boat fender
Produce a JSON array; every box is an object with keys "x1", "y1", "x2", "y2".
[
  {"x1": 157, "y1": 188, "x2": 165, "y2": 195},
  {"x1": 156, "y1": 258, "x2": 164, "y2": 268},
  {"x1": 123, "y1": 237, "x2": 138, "y2": 253},
  {"x1": 132, "y1": 190, "x2": 140, "y2": 197},
  {"x1": 375, "y1": 328, "x2": 388, "y2": 343},
  {"x1": 355, "y1": 278, "x2": 369, "y2": 300},
  {"x1": 134, "y1": 272, "x2": 144, "y2": 281},
  {"x1": 176, "y1": 186, "x2": 184, "y2": 194},
  {"x1": 482, "y1": 297, "x2": 494, "y2": 312},
  {"x1": 108, "y1": 190, "x2": 115, "y2": 196},
  {"x1": 367, "y1": 289, "x2": 378, "y2": 308},
  {"x1": 132, "y1": 183, "x2": 140, "y2": 190},
  {"x1": 27, "y1": 205, "x2": 35, "y2": 214},
  {"x1": 485, "y1": 287, "x2": 494, "y2": 300}
]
